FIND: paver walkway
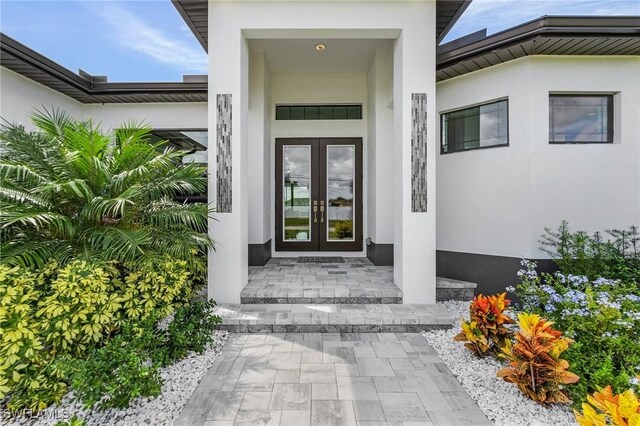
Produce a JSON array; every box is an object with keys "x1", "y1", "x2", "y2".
[
  {"x1": 244, "y1": 258, "x2": 401, "y2": 304},
  {"x1": 177, "y1": 333, "x2": 491, "y2": 426}
]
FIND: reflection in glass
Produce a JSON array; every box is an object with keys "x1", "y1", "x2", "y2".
[
  {"x1": 549, "y1": 96, "x2": 611, "y2": 143},
  {"x1": 283, "y1": 146, "x2": 311, "y2": 241},
  {"x1": 442, "y1": 100, "x2": 508, "y2": 153},
  {"x1": 327, "y1": 146, "x2": 354, "y2": 241}
]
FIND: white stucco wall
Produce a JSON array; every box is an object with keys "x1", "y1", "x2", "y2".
[
  {"x1": 209, "y1": 0, "x2": 438, "y2": 303},
  {"x1": 0, "y1": 67, "x2": 207, "y2": 131},
  {"x1": 436, "y1": 56, "x2": 640, "y2": 259}
]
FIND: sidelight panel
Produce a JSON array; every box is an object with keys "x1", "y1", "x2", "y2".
[
  {"x1": 326, "y1": 145, "x2": 355, "y2": 242},
  {"x1": 283, "y1": 146, "x2": 312, "y2": 241}
]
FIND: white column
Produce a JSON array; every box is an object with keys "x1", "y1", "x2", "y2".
[
  {"x1": 207, "y1": 20, "x2": 249, "y2": 304},
  {"x1": 393, "y1": 22, "x2": 437, "y2": 304}
]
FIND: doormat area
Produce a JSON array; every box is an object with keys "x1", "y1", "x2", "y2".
[{"x1": 297, "y1": 256, "x2": 344, "y2": 263}]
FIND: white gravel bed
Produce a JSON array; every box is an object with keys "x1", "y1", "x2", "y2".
[
  {"x1": 423, "y1": 301, "x2": 576, "y2": 426},
  {"x1": 5, "y1": 330, "x2": 229, "y2": 426}
]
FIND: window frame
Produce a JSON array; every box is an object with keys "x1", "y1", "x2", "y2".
[
  {"x1": 440, "y1": 98, "x2": 510, "y2": 155},
  {"x1": 548, "y1": 94, "x2": 614, "y2": 145},
  {"x1": 275, "y1": 104, "x2": 362, "y2": 121}
]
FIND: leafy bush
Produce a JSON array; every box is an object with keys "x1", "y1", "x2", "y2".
[
  {"x1": 0, "y1": 265, "x2": 67, "y2": 411},
  {"x1": 0, "y1": 108, "x2": 213, "y2": 280},
  {"x1": 514, "y1": 259, "x2": 640, "y2": 405},
  {"x1": 574, "y1": 385, "x2": 640, "y2": 426},
  {"x1": 454, "y1": 293, "x2": 513, "y2": 356},
  {"x1": 157, "y1": 299, "x2": 221, "y2": 364},
  {"x1": 335, "y1": 221, "x2": 353, "y2": 239},
  {"x1": 541, "y1": 221, "x2": 640, "y2": 285},
  {"x1": 37, "y1": 260, "x2": 121, "y2": 355},
  {"x1": 54, "y1": 415, "x2": 86, "y2": 426},
  {"x1": 118, "y1": 258, "x2": 191, "y2": 323},
  {"x1": 497, "y1": 313, "x2": 579, "y2": 404},
  {"x1": 63, "y1": 322, "x2": 162, "y2": 410}
]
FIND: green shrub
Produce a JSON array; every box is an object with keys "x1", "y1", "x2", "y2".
[
  {"x1": 540, "y1": 221, "x2": 640, "y2": 284},
  {"x1": 63, "y1": 322, "x2": 162, "y2": 410},
  {"x1": 0, "y1": 108, "x2": 213, "y2": 281},
  {"x1": 0, "y1": 265, "x2": 68, "y2": 412},
  {"x1": 514, "y1": 258, "x2": 640, "y2": 405},
  {"x1": 54, "y1": 415, "x2": 86, "y2": 426},
  {"x1": 158, "y1": 299, "x2": 221, "y2": 364},
  {"x1": 36, "y1": 260, "x2": 121, "y2": 355},
  {"x1": 118, "y1": 258, "x2": 191, "y2": 323},
  {"x1": 335, "y1": 221, "x2": 353, "y2": 239}
]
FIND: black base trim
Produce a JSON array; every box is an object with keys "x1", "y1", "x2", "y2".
[
  {"x1": 436, "y1": 250, "x2": 558, "y2": 296},
  {"x1": 366, "y1": 242, "x2": 394, "y2": 266},
  {"x1": 249, "y1": 240, "x2": 272, "y2": 266}
]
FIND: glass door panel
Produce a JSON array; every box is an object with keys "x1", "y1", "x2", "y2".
[
  {"x1": 283, "y1": 146, "x2": 311, "y2": 241},
  {"x1": 326, "y1": 145, "x2": 355, "y2": 241}
]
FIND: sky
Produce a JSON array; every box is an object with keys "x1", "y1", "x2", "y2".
[{"x1": 0, "y1": 0, "x2": 638, "y2": 82}]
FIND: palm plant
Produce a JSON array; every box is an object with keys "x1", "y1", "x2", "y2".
[{"x1": 0, "y1": 108, "x2": 213, "y2": 279}]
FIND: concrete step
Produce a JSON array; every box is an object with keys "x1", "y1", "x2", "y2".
[
  {"x1": 436, "y1": 277, "x2": 477, "y2": 301},
  {"x1": 213, "y1": 303, "x2": 455, "y2": 333}
]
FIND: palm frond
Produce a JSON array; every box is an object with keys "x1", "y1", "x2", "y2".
[
  {"x1": 31, "y1": 106, "x2": 72, "y2": 140},
  {"x1": 0, "y1": 186, "x2": 52, "y2": 209},
  {"x1": 83, "y1": 226, "x2": 151, "y2": 261},
  {"x1": 0, "y1": 162, "x2": 48, "y2": 188},
  {"x1": 0, "y1": 203, "x2": 75, "y2": 238},
  {"x1": 140, "y1": 201, "x2": 211, "y2": 233},
  {"x1": 33, "y1": 178, "x2": 94, "y2": 203},
  {"x1": 0, "y1": 238, "x2": 75, "y2": 269}
]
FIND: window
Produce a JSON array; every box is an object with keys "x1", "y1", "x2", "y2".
[
  {"x1": 441, "y1": 99, "x2": 508, "y2": 154},
  {"x1": 549, "y1": 95, "x2": 613, "y2": 144},
  {"x1": 276, "y1": 104, "x2": 362, "y2": 120}
]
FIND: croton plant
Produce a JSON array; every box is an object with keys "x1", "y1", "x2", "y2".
[
  {"x1": 497, "y1": 313, "x2": 580, "y2": 404},
  {"x1": 574, "y1": 385, "x2": 640, "y2": 426},
  {"x1": 454, "y1": 293, "x2": 513, "y2": 356}
]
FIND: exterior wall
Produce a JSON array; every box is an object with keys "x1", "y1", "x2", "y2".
[
  {"x1": 0, "y1": 67, "x2": 207, "y2": 131},
  {"x1": 436, "y1": 56, "x2": 640, "y2": 291},
  {"x1": 0, "y1": 68, "x2": 83, "y2": 127},
  {"x1": 208, "y1": 0, "x2": 438, "y2": 303}
]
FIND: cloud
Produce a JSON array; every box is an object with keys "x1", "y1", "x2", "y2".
[
  {"x1": 88, "y1": 2, "x2": 207, "y2": 75},
  {"x1": 445, "y1": 0, "x2": 640, "y2": 42}
]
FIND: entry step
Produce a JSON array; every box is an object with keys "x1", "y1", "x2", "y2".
[
  {"x1": 436, "y1": 277, "x2": 477, "y2": 301},
  {"x1": 212, "y1": 303, "x2": 455, "y2": 333}
]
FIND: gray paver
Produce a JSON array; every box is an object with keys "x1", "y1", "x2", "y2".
[{"x1": 180, "y1": 333, "x2": 486, "y2": 426}]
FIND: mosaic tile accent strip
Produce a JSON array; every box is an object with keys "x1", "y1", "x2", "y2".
[
  {"x1": 216, "y1": 94, "x2": 232, "y2": 213},
  {"x1": 411, "y1": 93, "x2": 428, "y2": 212}
]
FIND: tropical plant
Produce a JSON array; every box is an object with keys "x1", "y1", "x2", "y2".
[
  {"x1": 0, "y1": 108, "x2": 213, "y2": 279},
  {"x1": 513, "y1": 258, "x2": 640, "y2": 405},
  {"x1": 454, "y1": 293, "x2": 513, "y2": 356},
  {"x1": 574, "y1": 385, "x2": 640, "y2": 426},
  {"x1": 156, "y1": 299, "x2": 221, "y2": 364},
  {"x1": 497, "y1": 313, "x2": 579, "y2": 404}
]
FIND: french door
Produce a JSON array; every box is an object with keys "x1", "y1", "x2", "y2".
[{"x1": 275, "y1": 138, "x2": 363, "y2": 251}]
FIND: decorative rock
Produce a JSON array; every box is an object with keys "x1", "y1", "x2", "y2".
[{"x1": 422, "y1": 301, "x2": 576, "y2": 426}]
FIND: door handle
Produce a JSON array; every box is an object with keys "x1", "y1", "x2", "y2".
[
  {"x1": 313, "y1": 201, "x2": 318, "y2": 223},
  {"x1": 320, "y1": 201, "x2": 325, "y2": 223}
]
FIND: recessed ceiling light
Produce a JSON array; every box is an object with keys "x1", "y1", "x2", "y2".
[{"x1": 315, "y1": 43, "x2": 326, "y2": 51}]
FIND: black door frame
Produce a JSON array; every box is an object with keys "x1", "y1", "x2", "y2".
[{"x1": 275, "y1": 138, "x2": 363, "y2": 252}]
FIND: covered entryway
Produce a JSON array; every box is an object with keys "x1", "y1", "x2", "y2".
[{"x1": 275, "y1": 138, "x2": 363, "y2": 252}]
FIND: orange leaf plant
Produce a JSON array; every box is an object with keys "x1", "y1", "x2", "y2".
[
  {"x1": 496, "y1": 313, "x2": 579, "y2": 404},
  {"x1": 574, "y1": 385, "x2": 640, "y2": 426},
  {"x1": 454, "y1": 293, "x2": 513, "y2": 356}
]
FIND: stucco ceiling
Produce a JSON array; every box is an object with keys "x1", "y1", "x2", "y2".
[{"x1": 251, "y1": 38, "x2": 392, "y2": 73}]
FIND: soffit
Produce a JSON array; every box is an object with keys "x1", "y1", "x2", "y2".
[
  {"x1": 0, "y1": 33, "x2": 208, "y2": 104},
  {"x1": 172, "y1": 0, "x2": 471, "y2": 52},
  {"x1": 436, "y1": 16, "x2": 640, "y2": 82}
]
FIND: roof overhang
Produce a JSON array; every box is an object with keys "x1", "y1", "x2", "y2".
[
  {"x1": 172, "y1": 0, "x2": 472, "y2": 52},
  {"x1": 437, "y1": 16, "x2": 640, "y2": 82},
  {"x1": 0, "y1": 33, "x2": 208, "y2": 104}
]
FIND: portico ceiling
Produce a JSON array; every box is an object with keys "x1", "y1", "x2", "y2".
[
  {"x1": 251, "y1": 39, "x2": 392, "y2": 73},
  {"x1": 172, "y1": 0, "x2": 471, "y2": 52}
]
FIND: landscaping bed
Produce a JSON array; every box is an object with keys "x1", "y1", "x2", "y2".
[
  {"x1": 4, "y1": 331, "x2": 229, "y2": 426},
  {"x1": 422, "y1": 301, "x2": 576, "y2": 426}
]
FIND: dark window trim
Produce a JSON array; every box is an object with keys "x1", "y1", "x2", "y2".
[
  {"x1": 549, "y1": 94, "x2": 614, "y2": 144},
  {"x1": 275, "y1": 104, "x2": 362, "y2": 121},
  {"x1": 440, "y1": 98, "x2": 509, "y2": 155}
]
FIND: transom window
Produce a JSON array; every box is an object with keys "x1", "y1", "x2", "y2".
[
  {"x1": 441, "y1": 99, "x2": 508, "y2": 154},
  {"x1": 549, "y1": 95, "x2": 613, "y2": 144},
  {"x1": 276, "y1": 104, "x2": 362, "y2": 121}
]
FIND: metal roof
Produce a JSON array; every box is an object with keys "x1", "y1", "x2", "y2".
[
  {"x1": 172, "y1": 0, "x2": 471, "y2": 52},
  {"x1": 0, "y1": 33, "x2": 207, "y2": 104},
  {"x1": 437, "y1": 16, "x2": 640, "y2": 82}
]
